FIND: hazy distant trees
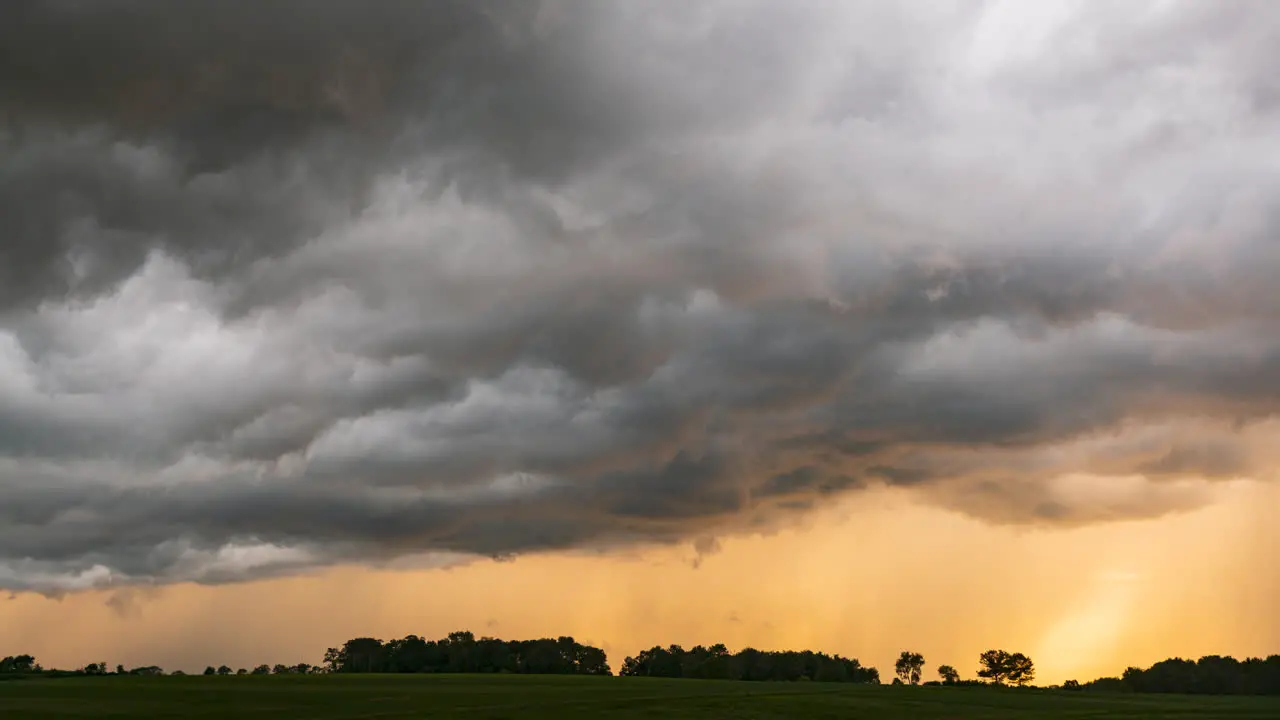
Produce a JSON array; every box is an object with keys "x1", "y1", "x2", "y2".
[
  {"x1": 977, "y1": 650, "x2": 1035, "y2": 687},
  {"x1": 0, "y1": 655, "x2": 38, "y2": 674},
  {"x1": 252, "y1": 665, "x2": 271, "y2": 675},
  {"x1": 324, "y1": 632, "x2": 611, "y2": 676},
  {"x1": 1084, "y1": 655, "x2": 1280, "y2": 696},
  {"x1": 937, "y1": 664, "x2": 960, "y2": 684},
  {"x1": 619, "y1": 644, "x2": 879, "y2": 684},
  {"x1": 895, "y1": 652, "x2": 925, "y2": 685}
]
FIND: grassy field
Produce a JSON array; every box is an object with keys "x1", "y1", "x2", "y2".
[{"x1": 1, "y1": 674, "x2": 1277, "y2": 719}]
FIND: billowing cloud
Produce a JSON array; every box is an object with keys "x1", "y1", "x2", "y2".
[{"x1": 1, "y1": 0, "x2": 1278, "y2": 591}]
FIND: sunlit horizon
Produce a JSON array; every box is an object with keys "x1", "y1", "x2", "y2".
[{"x1": 6, "y1": 481, "x2": 1276, "y2": 685}]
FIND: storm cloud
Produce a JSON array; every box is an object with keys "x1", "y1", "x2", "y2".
[{"x1": 2, "y1": 0, "x2": 1279, "y2": 591}]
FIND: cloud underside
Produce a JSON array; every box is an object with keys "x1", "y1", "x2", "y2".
[{"x1": 2, "y1": 0, "x2": 1279, "y2": 591}]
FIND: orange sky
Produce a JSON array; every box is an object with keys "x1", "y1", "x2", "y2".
[{"x1": 3, "y1": 481, "x2": 1275, "y2": 685}]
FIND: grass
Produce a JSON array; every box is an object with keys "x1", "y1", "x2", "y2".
[{"x1": 1, "y1": 674, "x2": 1277, "y2": 719}]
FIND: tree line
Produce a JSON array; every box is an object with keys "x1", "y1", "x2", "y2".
[
  {"x1": 322, "y1": 631, "x2": 611, "y2": 675},
  {"x1": 617, "y1": 643, "x2": 879, "y2": 683},
  {"x1": 1, "y1": 632, "x2": 608, "y2": 680},
  {"x1": 1069, "y1": 654, "x2": 1280, "y2": 696},
  {"x1": 200, "y1": 663, "x2": 320, "y2": 676},
  {"x1": 5, "y1": 639, "x2": 1280, "y2": 696}
]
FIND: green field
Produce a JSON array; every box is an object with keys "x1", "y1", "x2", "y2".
[{"x1": 1, "y1": 674, "x2": 1277, "y2": 719}]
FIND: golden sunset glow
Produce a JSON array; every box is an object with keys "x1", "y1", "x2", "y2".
[{"x1": 5, "y1": 482, "x2": 1275, "y2": 684}]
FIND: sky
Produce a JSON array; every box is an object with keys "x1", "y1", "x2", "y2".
[{"x1": 1, "y1": 0, "x2": 1278, "y2": 684}]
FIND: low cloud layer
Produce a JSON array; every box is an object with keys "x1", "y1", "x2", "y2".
[{"x1": 2, "y1": 0, "x2": 1278, "y2": 591}]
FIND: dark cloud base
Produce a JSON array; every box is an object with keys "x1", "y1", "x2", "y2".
[{"x1": 1, "y1": 0, "x2": 1279, "y2": 591}]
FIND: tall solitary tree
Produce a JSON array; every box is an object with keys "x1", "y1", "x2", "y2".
[
  {"x1": 977, "y1": 650, "x2": 1035, "y2": 686},
  {"x1": 895, "y1": 651, "x2": 925, "y2": 685}
]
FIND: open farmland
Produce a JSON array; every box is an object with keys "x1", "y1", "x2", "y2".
[{"x1": 2, "y1": 674, "x2": 1277, "y2": 719}]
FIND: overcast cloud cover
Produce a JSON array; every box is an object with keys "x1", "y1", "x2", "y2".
[{"x1": 2, "y1": 0, "x2": 1279, "y2": 592}]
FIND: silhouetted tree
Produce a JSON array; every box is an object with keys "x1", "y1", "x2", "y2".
[
  {"x1": 251, "y1": 664, "x2": 271, "y2": 675},
  {"x1": 203, "y1": 666, "x2": 216, "y2": 676},
  {"x1": 0, "y1": 655, "x2": 37, "y2": 674},
  {"x1": 895, "y1": 651, "x2": 925, "y2": 685},
  {"x1": 938, "y1": 664, "x2": 960, "y2": 684},
  {"x1": 337, "y1": 638, "x2": 384, "y2": 673},
  {"x1": 575, "y1": 644, "x2": 611, "y2": 676},
  {"x1": 977, "y1": 650, "x2": 1034, "y2": 686},
  {"x1": 322, "y1": 648, "x2": 343, "y2": 673},
  {"x1": 1007, "y1": 653, "x2": 1035, "y2": 686},
  {"x1": 216, "y1": 665, "x2": 232, "y2": 676},
  {"x1": 977, "y1": 650, "x2": 1009, "y2": 684},
  {"x1": 236, "y1": 668, "x2": 248, "y2": 675}
]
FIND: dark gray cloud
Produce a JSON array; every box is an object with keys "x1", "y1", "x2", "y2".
[{"x1": 2, "y1": 0, "x2": 1279, "y2": 591}]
